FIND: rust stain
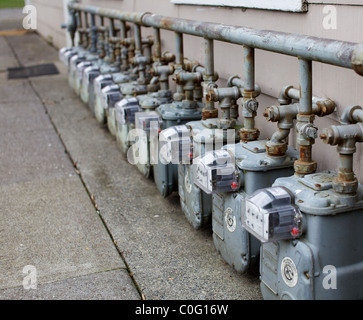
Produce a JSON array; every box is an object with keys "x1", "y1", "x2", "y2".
[
  {"x1": 266, "y1": 143, "x2": 287, "y2": 157},
  {"x1": 240, "y1": 128, "x2": 260, "y2": 142},
  {"x1": 202, "y1": 108, "x2": 218, "y2": 120}
]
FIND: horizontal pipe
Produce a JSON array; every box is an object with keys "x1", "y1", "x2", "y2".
[
  {"x1": 68, "y1": 3, "x2": 363, "y2": 76},
  {"x1": 68, "y1": 3, "x2": 148, "y2": 24},
  {"x1": 142, "y1": 14, "x2": 359, "y2": 73}
]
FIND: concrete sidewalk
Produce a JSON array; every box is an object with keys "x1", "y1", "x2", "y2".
[
  {"x1": 0, "y1": 32, "x2": 141, "y2": 300},
  {"x1": 0, "y1": 31, "x2": 262, "y2": 300}
]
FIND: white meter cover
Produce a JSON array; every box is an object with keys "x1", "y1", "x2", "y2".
[
  {"x1": 94, "y1": 75, "x2": 113, "y2": 96},
  {"x1": 115, "y1": 97, "x2": 141, "y2": 126},
  {"x1": 77, "y1": 61, "x2": 92, "y2": 80},
  {"x1": 59, "y1": 48, "x2": 74, "y2": 65},
  {"x1": 135, "y1": 111, "x2": 162, "y2": 136},
  {"x1": 242, "y1": 187, "x2": 303, "y2": 243},
  {"x1": 69, "y1": 54, "x2": 78, "y2": 71},
  {"x1": 101, "y1": 84, "x2": 122, "y2": 110},
  {"x1": 159, "y1": 125, "x2": 192, "y2": 165},
  {"x1": 70, "y1": 55, "x2": 85, "y2": 72},
  {"x1": 83, "y1": 66, "x2": 100, "y2": 87},
  {"x1": 64, "y1": 50, "x2": 77, "y2": 66},
  {"x1": 193, "y1": 149, "x2": 239, "y2": 194}
]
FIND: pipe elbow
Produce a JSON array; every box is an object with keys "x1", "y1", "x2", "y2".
[
  {"x1": 161, "y1": 51, "x2": 175, "y2": 64},
  {"x1": 352, "y1": 43, "x2": 363, "y2": 77},
  {"x1": 340, "y1": 105, "x2": 363, "y2": 125},
  {"x1": 278, "y1": 85, "x2": 294, "y2": 105},
  {"x1": 227, "y1": 75, "x2": 260, "y2": 97},
  {"x1": 270, "y1": 128, "x2": 290, "y2": 144},
  {"x1": 312, "y1": 98, "x2": 336, "y2": 117}
]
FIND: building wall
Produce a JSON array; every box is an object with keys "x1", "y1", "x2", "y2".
[{"x1": 31, "y1": 0, "x2": 363, "y2": 181}]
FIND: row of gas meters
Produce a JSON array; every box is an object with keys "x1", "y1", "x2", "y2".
[{"x1": 59, "y1": 30, "x2": 363, "y2": 300}]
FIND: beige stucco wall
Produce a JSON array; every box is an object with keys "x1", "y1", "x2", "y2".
[{"x1": 30, "y1": 0, "x2": 363, "y2": 181}]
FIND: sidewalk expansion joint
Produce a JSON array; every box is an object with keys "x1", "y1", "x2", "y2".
[{"x1": 31, "y1": 81, "x2": 145, "y2": 300}]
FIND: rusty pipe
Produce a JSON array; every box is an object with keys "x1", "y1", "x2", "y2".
[
  {"x1": 68, "y1": 3, "x2": 148, "y2": 24},
  {"x1": 264, "y1": 100, "x2": 335, "y2": 157},
  {"x1": 140, "y1": 13, "x2": 363, "y2": 76},
  {"x1": 68, "y1": 4, "x2": 363, "y2": 76},
  {"x1": 320, "y1": 113, "x2": 363, "y2": 194},
  {"x1": 340, "y1": 105, "x2": 363, "y2": 125}
]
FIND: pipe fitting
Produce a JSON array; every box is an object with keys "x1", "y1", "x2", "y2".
[
  {"x1": 340, "y1": 105, "x2": 363, "y2": 125},
  {"x1": 313, "y1": 98, "x2": 336, "y2": 117},
  {"x1": 160, "y1": 51, "x2": 175, "y2": 64},
  {"x1": 352, "y1": 43, "x2": 363, "y2": 77},
  {"x1": 150, "y1": 64, "x2": 174, "y2": 79},
  {"x1": 240, "y1": 94, "x2": 260, "y2": 142},
  {"x1": 264, "y1": 104, "x2": 298, "y2": 156},
  {"x1": 296, "y1": 120, "x2": 318, "y2": 146},
  {"x1": 174, "y1": 71, "x2": 202, "y2": 85},
  {"x1": 320, "y1": 107, "x2": 363, "y2": 194},
  {"x1": 205, "y1": 86, "x2": 242, "y2": 129},
  {"x1": 320, "y1": 122, "x2": 363, "y2": 153},
  {"x1": 207, "y1": 86, "x2": 240, "y2": 102},
  {"x1": 149, "y1": 64, "x2": 174, "y2": 91},
  {"x1": 226, "y1": 76, "x2": 261, "y2": 97},
  {"x1": 320, "y1": 122, "x2": 363, "y2": 194},
  {"x1": 264, "y1": 100, "x2": 334, "y2": 158},
  {"x1": 278, "y1": 85, "x2": 294, "y2": 105},
  {"x1": 263, "y1": 104, "x2": 299, "y2": 126},
  {"x1": 242, "y1": 98, "x2": 258, "y2": 118},
  {"x1": 298, "y1": 123, "x2": 318, "y2": 140},
  {"x1": 266, "y1": 129, "x2": 290, "y2": 156}
]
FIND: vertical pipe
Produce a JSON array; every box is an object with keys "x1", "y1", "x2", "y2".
[
  {"x1": 75, "y1": 10, "x2": 82, "y2": 47},
  {"x1": 109, "y1": 18, "x2": 115, "y2": 37},
  {"x1": 84, "y1": 12, "x2": 90, "y2": 49},
  {"x1": 243, "y1": 46, "x2": 255, "y2": 129},
  {"x1": 205, "y1": 38, "x2": 214, "y2": 77},
  {"x1": 97, "y1": 16, "x2": 105, "y2": 59},
  {"x1": 240, "y1": 45, "x2": 259, "y2": 140},
  {"x1": 244, "y1": 45, "x2": 255, "y2": 92},
  {"x1": 107, "y1": 18, "x2": 115, "y2": 63},
  {"x1": 118, "y1": 20, "x2": 128, "y2": 69},
  {"x1": 120, "y1": 20, "x2": 127, "y2": 39},
  {"x1": 134, "y1": 23, "x2": 142, "y2": 56},
  {"x1": 90, "y1": 13, "x2": 97, "y2": 53},
  {"x1": 204, "y1": 38, "x2": 216, "y2": 112},
  {"x1": 295, "y1": 58, "x2": 316, "y2": 176},
  {"x1": 153, "y1": 27, "x2": 162, "y2": 62},
  {"x1": 118, "y1": 20, "x2": 128, "y2": 67},
  {"x1": 174, "y1": 32, "x2": 184, "y2": 102},
  {"x1": 83, "y1": 11, "x2": 89, "y2": 48},
  {"x1": 299, "y1": 59, "x2": 313, "y2": 115},
  {"x1": 338, "y1": 153, "x2": 354, "y2": 181},
  {"x1": 175, "y1": 32, "x2": 184, "y2": 66}
]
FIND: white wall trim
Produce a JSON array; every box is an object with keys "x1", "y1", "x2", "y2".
[{"x1": 171, "y1": 0, "x2": 308, "y2": 12}]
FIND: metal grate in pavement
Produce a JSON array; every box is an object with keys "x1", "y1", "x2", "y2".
[{"x1": 7, "y1": 63, "x2": 59, "y2": 79}]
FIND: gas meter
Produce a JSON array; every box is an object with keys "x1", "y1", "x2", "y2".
[
  {"x1": 193, "y1": 149, "x2": 239, "y2": 195},
  {"x1": 159, "y1": 125, "x2": 192, "y2": 165},
  {"x1": 242, "y1": 187, "x2": 303, "y2": 243}
]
